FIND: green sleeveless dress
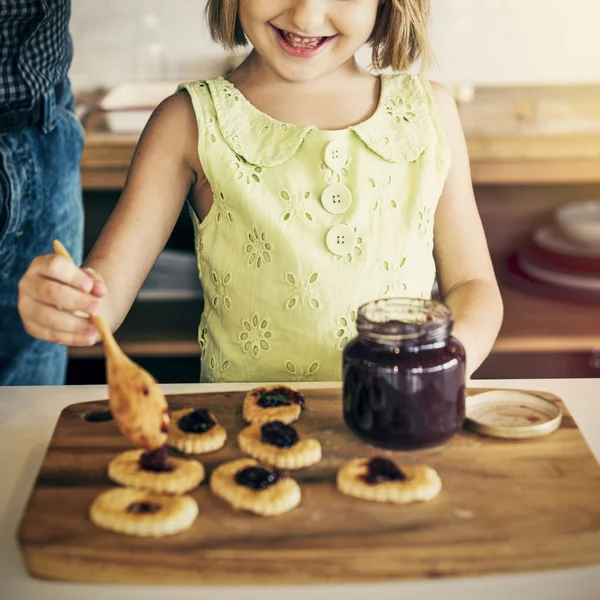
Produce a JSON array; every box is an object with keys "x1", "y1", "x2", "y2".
[{"x1": 178, "y1": 74, "x2": 450, "y2": 383}]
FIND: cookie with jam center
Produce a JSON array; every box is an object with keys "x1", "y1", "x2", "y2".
[
  {"x1": 336, "y1": 457, "x2": 442, "y2": 504},
  {"x1": 108, "y1": 447, "x2": 205, "y2": 494},
  {"x1": 167, "y1": 408, "x2": 227, "y2": 455},
  {"x1": 209, "y1": 457, "x2": 301, "y2": 516},
  {"x1": 90, "y1": 487, "x2": 198, "y2": 537},
  {"x1": 243, "y1": 384, "x2": 306, "y2": 425},
  {"x1": 237, "y1": 420, "x2": 322, "y2": 470}
]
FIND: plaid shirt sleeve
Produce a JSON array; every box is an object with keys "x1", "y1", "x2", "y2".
[{"x1": 0, "y1": 0, "x2": 73, "y2": 114}]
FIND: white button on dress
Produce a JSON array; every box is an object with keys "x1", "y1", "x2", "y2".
[
  {"x1": 323, "y1": 140, "x2": 348, "y2": 170},
  {"x1": 325, "y1": 224, "x2": 355, "y2": 255},
  {"x1": 321, "y1": 183, "x2": 352, "y2": 215}
]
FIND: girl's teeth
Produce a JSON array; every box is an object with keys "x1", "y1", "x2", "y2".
[{"x1": 282, "y1": 31, "x2": 324, "y2": 49}]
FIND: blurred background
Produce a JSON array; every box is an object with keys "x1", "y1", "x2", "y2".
[
  {"x1": 66, "y1": 0, "x2": 600, "y2": 384},
  {"x1": 69, "y1": 0, "x2": 600, "y2": 88}
]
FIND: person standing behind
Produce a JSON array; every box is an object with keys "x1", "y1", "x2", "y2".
[{"x1": 0, "y1": 0, "x2": 98, "y2": 385}]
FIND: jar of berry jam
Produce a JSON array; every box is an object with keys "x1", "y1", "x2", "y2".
[{"x1": 342, "y1": 298, "x2": 466, "y2": 450}]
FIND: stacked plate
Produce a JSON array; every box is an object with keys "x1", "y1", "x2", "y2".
[{"x1": 507, "y1": 201, "x2": 600, "y2": 302}]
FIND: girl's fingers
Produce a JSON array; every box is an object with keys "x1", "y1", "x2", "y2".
[
  {"x1": 82, "y1": 267, "x2": 108, "y2": 298},
  {"x1": 20, "y1": 299, "x2": 100, "y2": 347},
  {"x1": 44, "y1": 255, "x2": 96, "y2": 293},
  {"x1": 30, "y1": 276, "x2": 101, "y2": 316}
]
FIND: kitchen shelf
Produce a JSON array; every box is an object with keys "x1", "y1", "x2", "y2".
[{"x1": 79, "y1": 83, "x2": 600, "y2": 189}]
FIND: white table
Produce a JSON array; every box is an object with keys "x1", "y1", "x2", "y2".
[{"x1": 1, "y1": 379, "x2": 599, "y2": 600}]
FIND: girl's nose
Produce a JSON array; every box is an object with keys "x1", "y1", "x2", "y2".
[{"x1": 290, "y1": 0, "x2": 326, "y2": 33}]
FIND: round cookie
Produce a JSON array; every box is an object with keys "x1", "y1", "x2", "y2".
[
  {"x1": 238, "y1": 421, "x2": 321, "y2": 470},
  {"x1": 243, "y1": 385, "x2": 305, "y2": 425},
  {"x1": 167, "y1": 408, "x2": 227, "y2": 455},
  {"x1": 108, "y1": 447, "x2": 205, "y2": 494},
  {"x1": 336, "y1": 457, "x2": 442, "y2": 504},
  {"x1": 90, "y1": 487, "x2": 198, "y2": 537},
  {"x1": 210, "y1": 458, "x2": 301, "y2": 516}
]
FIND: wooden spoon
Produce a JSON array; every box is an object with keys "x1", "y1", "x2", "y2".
[{"x1": 53, "y1": 240, "x2": 170, "y2": 450}]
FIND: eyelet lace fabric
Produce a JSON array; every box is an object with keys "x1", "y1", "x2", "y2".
[{"x1": 178, "y1": 74, "x2": 451, "y2": 383}]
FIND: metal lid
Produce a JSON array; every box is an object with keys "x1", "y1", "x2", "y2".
[{"x1": 464, "y1": 390, "x2": 563, "y2": 439}]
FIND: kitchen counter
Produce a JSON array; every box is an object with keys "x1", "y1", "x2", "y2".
[{"x1": 1, "y1": 378, "x2": 599, "y2": 599}]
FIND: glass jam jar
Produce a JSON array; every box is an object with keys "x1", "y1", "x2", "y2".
[{"x1": 342, "y1": 298, "x2": 466, "y2": 450}]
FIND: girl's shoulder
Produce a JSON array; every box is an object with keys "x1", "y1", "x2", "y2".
[{"x1": 379, "y1": 72, "x2": 454, "y2": 112}]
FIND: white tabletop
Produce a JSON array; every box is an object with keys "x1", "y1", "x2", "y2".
[{"x1": 1, "y1": 379, "x2": 599, "y2": 600}]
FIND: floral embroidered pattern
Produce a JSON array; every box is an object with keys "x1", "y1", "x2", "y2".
[
  {"x1": 284, "y1": 272, "x2": 321, "y2": 310},
  {"x1": 205, "y1": 116, "x2": 217, "y2": 144},
  {"x1": 417, "y1": 205, "x2": 433, "y2": 238},
  {"x1": 245, "y1": 227, "x2": 273, "y2": 268},
  {"x1": 239, "y1": 314, "x2": 273, "y2": 357},
  {"x1": 221, "y1": 83, "x2": 241, "y2": 108},
  {"x1": 209, "y1": 355, "x2": 230, "y2": 383},
  {"x1": 367, "y1": 175, "x2": 397, "y2": 211},
  {"x1": 284, "y1": 359, "x2": 321, "y2": 382},
  {"x1": 385, "y1": 97, "x2": 416, "y2": 125},
  {"x1": 332, "y1": 309, "x2": 357, "y2": 350},
  {"x1": 280, "y1": 189, "x2": 314, "y2": 223},
  {"x1": 320, "y1": 156, "x2": 352, "y2": 184},
  {"x1": 198, "y1": 323, "x2": 208, "y2": 360},
  {"x1": 333, "y1": 227, "x2": 364, "y2": 264},
  {"x1": 232, "y1": 158, "x2": 262, "y2": 185},
  {"x1": 211, "y1": 270, "x2": 232, "y2": 311},
  {"x1": 381, "y1": 258, "x2": 408, "y2": 297},
  {"x1": 193, "y1": 229, "x2": 205, "y2": 265},
  {"x1": 213, "y1": 191, "x2": 234, "y2": 224}
]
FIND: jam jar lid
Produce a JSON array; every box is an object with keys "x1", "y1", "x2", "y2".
[{"x1": 464, "y1": 390, "x2": 563, "y2": 439}]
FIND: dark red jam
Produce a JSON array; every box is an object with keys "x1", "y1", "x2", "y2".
[
  {"x1": 235, "y1": 466, "x2": 281, "y2": 490},
  {"x1": 257, "y1": 387, "x2": 306, "y2": 409},
  {"x1": 260, "y1": 421, "x2": 299, "y2": 448},
  {"x1": 126, "y1": 502, "x2": 162, "y2": 514},
  {"x1": 139, "y1": 446, "x2": 173, "y2": 472},
  {"x1": 178, "y1": 408, "x2": 215, "y2": 433},
  {"x1": 343, "y1": 298, "x2": 466, "y2": 450},
  {"x1": 363, "y1": 457, "x2": 406, "y2": 484}
]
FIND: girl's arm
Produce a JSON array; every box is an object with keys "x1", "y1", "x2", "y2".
[
  {"x1": 429, "y1": 82, "x2": 504, "y2": 377},
  {"x1": 83, "y1": 91, "x2": 201, "y2": 334}
]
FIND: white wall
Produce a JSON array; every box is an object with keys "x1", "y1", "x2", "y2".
[{"x1": 69, "y1": 0, "x2": 600, "y2": 90}]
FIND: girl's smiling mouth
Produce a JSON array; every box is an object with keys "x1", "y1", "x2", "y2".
[{"x1": 271, "y1": 24, "x2": 336, "y2": 57}]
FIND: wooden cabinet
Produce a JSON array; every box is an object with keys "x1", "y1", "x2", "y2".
[{"x1": 69, "y1": 85, "x2": 600, "y2": 383}]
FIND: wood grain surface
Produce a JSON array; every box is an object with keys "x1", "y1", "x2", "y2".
[{"x1": 17, "y1": 387, "x2": 600, "y2": 584}]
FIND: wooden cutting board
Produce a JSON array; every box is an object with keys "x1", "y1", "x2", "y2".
[{"x1": 17, "y1": 387, "x2": 600, "y2": 584}]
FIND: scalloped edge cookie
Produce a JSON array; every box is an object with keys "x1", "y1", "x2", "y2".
[
  {"x1": 238, "y1": 422, "x2": 322, "y2": 470},
  {"x1": 243, "y1": 385, "x2": 305, "y2": 425},
  {"x1": 90, "y1": 487, "x2": 198, "y2": 537},
  {"x1": 336, "y1": 457, "x2": 442, "y2": 504},
  {"x1": 167, "y1": 408, "x2": 227, "y2": 455},
  {"x1": 108, "y1": 449, "x2": 205, "y2": 494},
  {"x1": 209, "y1": 458, "x2": 301, "y2": 516}
]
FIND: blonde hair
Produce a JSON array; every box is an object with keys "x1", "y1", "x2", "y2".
[{"x1": 205, "y1": 0, "x2": 432, "y2": 72}]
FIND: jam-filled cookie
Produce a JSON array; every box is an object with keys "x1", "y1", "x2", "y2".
[
  {"x1": 210, "y1": 458, "x2": 301, "y2": 516},
  {"x1": 238, "y1": 421, "x2": 322, "y2": 470},
  {"x1": 90, "y1": 487, "x2": 198, "y2": 537},
  {"x1": 336, "y1": 457, "x2": 442, "y2": 504},
  {"x1": 167, "y1": 408, "x2": 227, "y2": 455},
  {"x1": 108, "y1": 446, "x2": 205, "y2": 494},
  {"x1": 243, "y1": 385, "x2": 306, "y2": 425}
]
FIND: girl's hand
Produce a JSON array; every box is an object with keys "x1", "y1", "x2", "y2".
[{"x1": 17, "y1": 254, "x2": 108, "y2": 347}]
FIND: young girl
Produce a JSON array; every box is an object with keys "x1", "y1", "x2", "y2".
[{"x1": 18, "y1": 0, "x2": 503, "y2": 383}]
